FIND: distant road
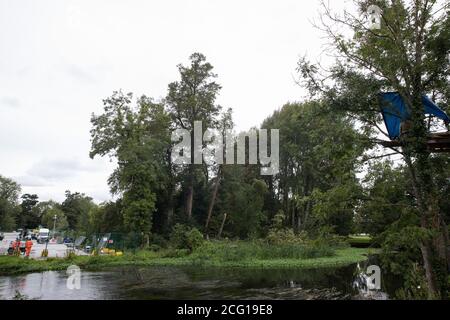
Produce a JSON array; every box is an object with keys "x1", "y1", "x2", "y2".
[{"x1": 0, "y1": 232, "x2": 87, "y2": 258}]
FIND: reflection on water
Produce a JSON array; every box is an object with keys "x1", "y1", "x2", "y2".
[
  {"x1": 352, "y1": 262, "x2": 389, "y2": 300},
  {"x1": 0, "y1": 271, "x2": 117, "y2": 300},
  {"x1": 0, "y1": 263, "x2": 396, "y2": 300}
]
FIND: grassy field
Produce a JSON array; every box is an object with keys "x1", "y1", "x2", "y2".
[
  {"x1": 347, "y1": 235, "x2": 374, "y2": 247},
  {"x1": 0, "y1": 241, "x2": 377, "y2": 276}
]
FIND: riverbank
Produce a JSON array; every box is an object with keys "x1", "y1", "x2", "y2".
[{"x1": 0, "y1": 246, "x2": 376, "y2": 276}]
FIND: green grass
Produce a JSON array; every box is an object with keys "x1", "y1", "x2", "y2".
[
  {"x1": 0, "y1": 242, "x2": 376, "y2": 276},
  {"x1": 347, "y1": 235, "x2": 374, "y2": 247},
  {"x1": 190, "y1": 240, "x2": 336, "y2": 261}
]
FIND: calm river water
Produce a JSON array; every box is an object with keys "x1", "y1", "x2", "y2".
[{"x1": 0, "y1": 262, "x2": 398, "y2": 300}]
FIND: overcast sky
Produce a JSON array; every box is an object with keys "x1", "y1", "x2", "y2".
[{"x1": 0, "y1": 0, "x2": 351, "y2": 203}]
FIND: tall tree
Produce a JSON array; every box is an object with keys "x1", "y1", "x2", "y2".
[
  {"x1": 90, "y1": 92, "x2": 171, "y2": 246},
  {"x1": 298, "y1": 0, "x2": 450, "y2": 297},
  {"x1": 18, "y1": 194, "x2": 40, "y2": 229},
  {"x1": 61, "y1": 191, "x2": 96, "y2": 230},
  {"x1": 166, "y1": 53, "x2": 222, "y2": 219},
  {"x1": 0, "y1": 175, "x2": 21, "y2": 231},
  {"x1": 205, "y1": 108, "x2": 234, "y2": 233},
  {"x1": 261, "y1": 101, "x2": 367, "y2": 233},
  {"x1": 216, "y1": 165, "x2": 269, "y2": 239},
  {"x1": 89, "y1": 201, "x2": 124, "y2": 234},
  {"x1": 357, "y1": 161, "x2": 412, "y2": 235},
  {"x1": 41, "y1": 207, "x2": 69, "y2": 231}
]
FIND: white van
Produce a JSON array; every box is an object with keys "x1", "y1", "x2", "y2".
[{"x1": 37, "y1": 228, "x2": 50, "y2": 244}]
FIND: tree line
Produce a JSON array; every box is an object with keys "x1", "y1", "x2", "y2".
[{"x1": 0, "y1": 0, "x2": 449, "y2": 299}]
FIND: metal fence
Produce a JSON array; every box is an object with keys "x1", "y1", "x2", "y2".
[{"x1": 50, "y1": 231, "x2": 144, "y2": 254}]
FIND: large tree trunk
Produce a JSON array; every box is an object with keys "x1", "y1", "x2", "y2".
[
  {"x1": 292, "y1": 201, "x2": 297, "y2": 230},
  {"x1": 185, "y1": 182, "x2": 193, "y2": 219},
  {"x1": 300, "y1": 172, "x2": 312, "y2": 232},
  {"x1": 402, "y1": 85, "x2": 448, "y2": 298},
  {"x1": 404, "y1": 146, "x2": 441, "y2": 298},
  {"x1": 408, "y1": 3, "x2": 449, "y2": 296},
  {"x1": 217, "y1": 213, "x2": 227, "y2": 239},
  {"x1": 185, "y1": 127, "x2": 197, "y2": 219},
  {"x1": 165, "y1": 150, "x2": 175, "y2": 229},
  {"x1": 430, "y1": 197, "x2": 449, "y2": 267},
  {"x1": 439, "y1": 215, "x2": 450, "y2": 272},
  {"x1": 420, "y1": 242, "x2": 439, "y2": 298},
  {"x1": 415, "y1": 147, "x2": 448, "y2": 298},
  {"x1": 142, "y1": 232, "x2": 150, "y2": 249},
  {"x1": 205, "y1": 169, "x2": 221, "y2": 232},
  {"x1": 166, "y1": 185, "x2": 175, "y2": 229}
]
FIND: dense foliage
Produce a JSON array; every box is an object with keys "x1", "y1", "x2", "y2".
[{"x1": 1, "y1": 0, "x2": 449, "y2": 299}]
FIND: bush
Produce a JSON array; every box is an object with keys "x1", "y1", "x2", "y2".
[
  {"x1": 150, "y1": 233, "x2": 168, "y2": 249},
  {"x1": 122, "y1": 232, "x2": 143, "y2": 250},
  {"x1": 267, "y1": 228, "x2": 302, "y2": 245},
  {"x1": 266, "y1": 210, "x2": 309, "y2": 245},
  {"x1": 147, "y1": 233, "x2": 168, "y2": 252},
  {"x1": 169, "y1": 224, "x2": 204, "y2": 252},
  {"x1": 186, "y1": 228, "x2": 204, "y2": 251}
]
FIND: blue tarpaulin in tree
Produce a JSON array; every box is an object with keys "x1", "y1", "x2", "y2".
[{"x1": 379, "y1": 92, "x2": 450, "y2": 140}]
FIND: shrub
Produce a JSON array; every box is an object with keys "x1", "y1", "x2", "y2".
[
  {"x1": 267, "y1": 228, "x2": 300, "y2": 245},
  {"x1": 169, "y1": 224, "x2": 204, "y2": 252},
  {"x1": 150, "y1": 233, "x2": 168, "y2": 248},
  {"x1": 170, "y1": 224, "x2": 191, "y2": 249},
  {"x1": 186, "y1": 228, "x2": 204, "y2": 251}
]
